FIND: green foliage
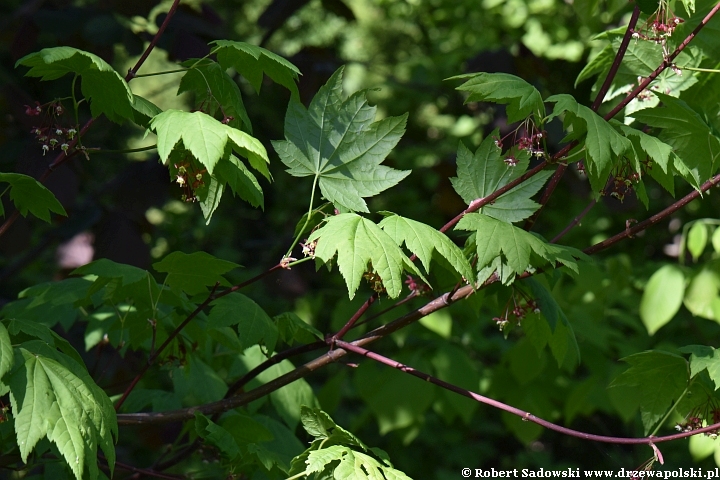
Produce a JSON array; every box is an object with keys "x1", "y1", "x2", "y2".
[
  {"x1": 640, "y1": 265, "x2": 686, "y2": 335},
  {"x1": 15, "y1": 47, "x2": 134, "y2": 123},
  {"x1": 611, "y1": 351, "x2": 689, "y2": 434},
  {"x1": 208, "y1": 293, "x2": 278, "y2": 352},
  {"x1": 0, "y1": 173, "x2": 67, "y2": 222},
  {"x1": 273, "y1": 67, "x2": 410, "y2": 213},
  {"x1": 450, "y1": 132, "x2": 553, "y2": 223},
  {"x1": 153, "y1": 251, "x2": 240, "y2": 295},
  {"x1": 308, "y1": 213, "x2": 424, "y2": 299},
  {"x1": 289, "y1": 406, "x2": 412, "y2": 479},
  {"x1": 455, "y1": 213, "x2": 588, "y2": 284},
  {"x1": 546, "y1": 94, "x2": 632, "y2": 193},
  {"x1": 450, "y1": 72, "x2": 545, "y2": 123}
]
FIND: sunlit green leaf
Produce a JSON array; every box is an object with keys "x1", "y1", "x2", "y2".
[{"x1": 640, "y1": 265, "x2": 685, "y2": 335}]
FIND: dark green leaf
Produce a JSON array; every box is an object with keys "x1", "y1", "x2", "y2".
[
  {"x1": 15, "y1": 47, "x2": 134, "y2": 123},
  {"x1": 211, "y1": 40, "x2": 300, "y2": 97},
  {"x1": 272, "y1": 67, "x2": 410, "y2": 213},
  {"x1": 208, "y1": 293, "x2": 278, "y2": 352},
  {"x1": 611, "y1": 350, "x2": 689, "y2": 433},
  {"x1": 153, "y1": 251, "x2": 239, "y2": 295},
  {"x1": 0, "y1": 173, "x2": 67, "y2": 222}
]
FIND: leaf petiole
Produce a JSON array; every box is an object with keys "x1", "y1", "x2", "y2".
[
  {"x1": 133, "y1": 68, "x2": 188, "y2": 78},
  {"x1": 285, "y1": 174, "x2": 319, "y2": 259}
]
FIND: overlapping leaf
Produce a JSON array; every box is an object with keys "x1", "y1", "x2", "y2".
[
  {"x1": 449, "y1": 133, "x2": 553, "y2": 223},
  {"x1": 679, "y1": 345, "x2": 720, "y2": 390},
  {"x1": 0, "y1": 173, "x2": 67, "y2": 222},
  {"x1": 456, "y1": 213, "x2": 587, "y2": 283},
  {"x1": 7, "y1": 341, "x2": 116, "y2": 480},
  {"x1": 208, "y1": 293, "x2": 278, "y2": 352},
  {"x1": 308, "y1": 213, "x2": 424, "y2": 299},
  {"x1": 150, "y1": 110, "x2": 268, "y2": 176},
  {"x1": 378, "y1": 213, "x2": 473, "y2": 281},
  {"x1": 153, "y1": 251, "x2": 239, "y2": 295},
  {"x1": 611, "y1": 350, "x2": 689, "y2": 433},
  {"x1": 632, "y1": 94, "x2": 720, "y2": 189},
  {"x1": 211, "y1": 40, "x2": 300, "y2": 97},
  {"x1": 450, "y1": 72, "x2": 545, "y2": 123},
  {"x1": 273, "y1": 67, "x2": 410, "y2": 213},
  {"x1": 178, "y1": 59, "x2": 252, "y2": 132},
  {"x1": 546, "y1": 94, "x2": 632, "y2": 193},
  {"x1": 15, "y1": 47, "x2": 134, "y2": 123}
]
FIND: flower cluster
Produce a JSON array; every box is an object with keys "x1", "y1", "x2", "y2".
[
  {"x1": 492, "y1": 296, "x2": 540, "y2": 331},
  {"x1": 675, "y1": 403, "x2": 720, "y2": 438},
  {"x1": 363, "y1": 270, "x2": 386, "y2": 294},
  {"x1": 300, "y1": 239, "x2": 317, "y2": 259},
  {"x1": 632, "y1": 10, "x2": 683, "y2": 45},
  {"x1": 173, "y1": 159, "x2": 207, "y2": 202},
  {"x1": 493, "y1": 123, "x2": 547, "y2": 161},
  {"x1": 26, "y1": 100, "x2": 77, "y2": 156},
  {"x1": 405, "y1": 275, "x2": 430, "y2": 296}
]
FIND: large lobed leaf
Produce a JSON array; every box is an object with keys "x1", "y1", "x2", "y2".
[
  {"x1": 456, "y1": 213, "x2": 588, "y2": 284},
  {"x1": 378, "y1": 213, "x2": 474, "y2": 282},
  {"x1": 153, "y1": 251, "x2": 240, "y2": 295},
  {"x1": 546, "y1": 94, "x2": 632, "y2": 193},
  {"x1": 150, "y1": 109, "x2": 268, "y2": 176},
  {"x1": 273, "y1": 67, "x2": 410, "y2": 213},
  {"x1": 0, "y1": 173, "x2": 67, "y2": 222},
  {"x1": 450, "y1": 132, "x2": 553, "y2": 223},
  {"x1": 7, "y1": 341, "x2": 116, "y2": 480},
  {"x1": 450, "y1": 72, "x2": 545, "y2": 123},
  {"x1": 15, "y1": 47, "x2": 134, "y2": 124},
  {"x1": 308, "y1": 213, "x2": 424, "y2": 299}
]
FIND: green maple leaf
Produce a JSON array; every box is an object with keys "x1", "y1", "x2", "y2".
[
  {"x1": 178, "y1": 59, "x2": 252, "y2": 132},
  {"x1": 272, "y1": 67, "x2": 410, "y2": 213},
  {"x1": 679, "y1": 345, "x2": 720, "y2": 389},
  {"x1": 211, "y1": 40, "x2": 300, "y2": 98},
  {"x1": 15, "y1": 46, "x2": 134, "y2": 124},
  {"x1": 455, "y1": 213, "x2": 587, "y2": 283},
  {"x1": 632, "y1": 94, "x2": 720, "y2": 189},
  {"x1": 449, "y1": 72, "x2": 545, "y2": 123},
  {"x1": 378, "y1": 214, "x2": 474, "y2": 282},
  {"x1": 8, "y1": 341, "x2": 116, "y2": 480},
  {"x1": 153, "y1": 251, "x2": 240, "y2": 295},
  {"x1": 449, "y1": 133, "x2": 553, "y2": 223},
  {"x1": 308, "y1": 213, "x2": 424, "y2": 299},
  {"x1": 546, "y1": 94, "x2": 632, "y2": 193},
  {"x1": 611, "y1": 350, "x2": 689, "y2": 434},
  {"x1": 0, "y1": 173, "x2": 67, "y2": 222},
  {"x1": 150, "y1": 109, "x2": 269, "y2": 177},
  {"x1": 214, "y1": 155, "x2": 264, "y2": 209}
]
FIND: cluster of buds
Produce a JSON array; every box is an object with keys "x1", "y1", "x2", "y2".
[
  {"x1": 632, "y1": 10, "x2": 683, "y2": 45},
  {"x1": 405, "y1": 275, "x2": 430, "y2": 296},
  {"x1": 173, "y1": 159, "x2": 207, "y2": 202},
  {"x1": 675, "y1": 404, "x2": 720, "y2": 438},
  {"x1": 493, "y1": 127, "x2": 547, "y2": 162},
  {"x1": 300, "y1": 239, "x2": 317, "y2": 259},
  {"x1": 26, "y1": 100, "x2": 77, "y2": 156},
  {"x1": 363, "y1": 269, "x2": 386, "y2": 294},
  {"x1": 492, "y1": 297, "x2": 541, "y2": 331},
  {"x1": 606, "y1": 168, "x2": 641, "y2": 202}
]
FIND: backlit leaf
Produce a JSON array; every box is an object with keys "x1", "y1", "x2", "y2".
[
  {"x1": 688, "y1": 222, "x2": 709, "y2": 261},
  {"x1": 640, "y1": 265, "x2": 685, "y2": 335},
  {"x1": 15, "y1": 47, "x2": 134, "y2": 123},
  {"x1": 679, "y1": 345, "x2": 720, "y2": 389},
  {"x1": 450, "y1": 72, "x2": 545, "y2": 123},
  {"x1": 308, "y1": 213, "x2": 424, "y2": 299}
]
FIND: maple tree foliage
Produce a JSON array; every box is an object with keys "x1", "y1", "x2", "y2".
[{"x1": 3, "y1": 0, "x2": 720, "y2": 478}]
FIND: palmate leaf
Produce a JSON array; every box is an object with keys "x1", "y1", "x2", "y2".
[
  {"x1": 0, "y1": 173, "x2": 67, "y2": 222},
  {"x1": 449, "y1": 133, "x2": 553, "y2": 223},
  {"x1": 455, "y1": 213, "x2": 587, "y2": 283},
  {"x1": 546, "y1": 94, "x2": 632, "y2": 193},
  {"x1": 679, "y1": 345, "x2": 720, "y2": 390},
  {"x1": 611, "y1": 350, "x2": 689, "y2": 434},
  {"x1": 378, "y1": 214, "x2": 474, "y2": 282},
  {"x1": 207, "y1": 293, "x2": 278, "y2": 352},
  {"x1": 449, "y1": 72, "x2": 545, "y2": 123},
  {"x1": 308, "y1": 214, "x2": 424, "y2": 299},
  {"x1": 272, "y1": 67, "x2": 410, "y2": 213},
  {"x1": 15, "y1": 47, "x2": 134, "y2": 124},
  {"x1": 150, "y1": 110, "x2": 268, "y2": 176},
  {"x1": 178, "y1": 59, "x2": 252, "y2": 132},
  {"x1": 211, "y1": 40, "x2": 300, "y2": 98},
  {"x1": 632, "y1": 94, "x2": 720, "y2": 189},
  {"x1": 7, "y1": 341, "x2": 116, "y2": 480}
]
